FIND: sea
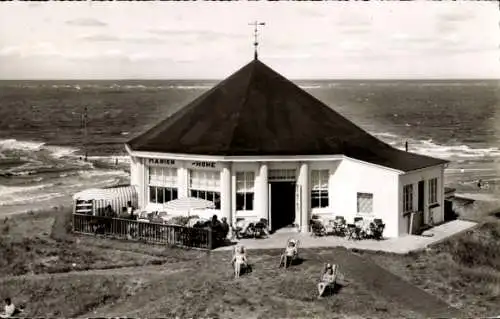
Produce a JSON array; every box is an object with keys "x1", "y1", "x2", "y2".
[{"x1": 0, "y1": 79, "x2": 499, "y2": 215}]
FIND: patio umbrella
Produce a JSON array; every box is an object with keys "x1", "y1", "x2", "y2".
[{"x1": 163, "y1": 197, "x2": 215, "y2": 216}]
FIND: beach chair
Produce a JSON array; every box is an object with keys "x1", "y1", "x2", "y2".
[
  {"x1": 310, "y1": 219, "x2": 326, "y2": 237},
  {"x1": 231, "y1": 245, "x2": 248, "y2": 279},
  {"x1": 333, "y1": 216, "x2": 346, "y2": 236},
  {"x1": 317, "y1": 263, "x2": 339, "y2": 298},
  {"x1": 346, "y1": 224, "x2": 361, "y2": 240},
  {"x1": 372, "y1": 219, "x2": 385, "y2": 240},
  {"x1": 279, "y1": 238, "x2": 300, "y2": 269}
]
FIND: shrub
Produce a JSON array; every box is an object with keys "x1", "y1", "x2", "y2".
[
  {"x1": 436, "y1": 222, "x2": 500, "y2": 270},
  {"x1": 50, "y1": 208, "x2": 74, "y2": 243}
]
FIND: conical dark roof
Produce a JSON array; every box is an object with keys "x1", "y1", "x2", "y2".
[{"x1": 127, "y1": 59, "x2": 447, "y2": 172}]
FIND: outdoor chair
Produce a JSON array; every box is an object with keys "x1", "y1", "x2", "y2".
[
  {"x1": 279, "y1": 238, "x2": 300, "y2": 269},
  {"x1": 333, "y1": 217, "x2": 346, "y2": 236},
  {"x1": 310, "y1": 219, "x2": 326, "y2": 237},
  {"x1": 346, "y1": 224, "x2": 361, "y2": 240},
  {"x1": 317, "y1": 263, "x2": 339, "y2": 298},
  {"x1": 253, "y1": 218, "x2": 269, "y2": 238},
  {"x1": 231, "y1": 245, "x2": 249, "y2": 279},
  {"x1": 372, "y1": 222, "x2": 385, "y2": 240}
]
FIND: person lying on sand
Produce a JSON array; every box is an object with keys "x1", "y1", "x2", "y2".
[
  {"x1": 317, "y1": 264, "x2": 338, "y2": 299},
  {"x1": 0, "y1": 298, "x2": 15, "y2": 318}
]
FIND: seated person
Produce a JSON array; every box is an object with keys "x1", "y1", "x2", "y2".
[
  {"x1": 231, "y1": 245, "x2": 248, "y2": 278},
  {"x1": 220, "y1": 217, "x2": 230, "y2": 239},
  {"x1": 0, "y1": 298, "x2": 15, "y2": 318},
  {"x1": 279, "y1": 239, "x2": 298, "y2": 268},
  {"x1": 126, "y1": 201, "x2": 135, "y2": 216},
  {"x1": 317, "y1": 264, "x2": 338, "y2": 299}
]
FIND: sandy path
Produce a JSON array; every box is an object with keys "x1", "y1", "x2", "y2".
[{"x1": 325, "y1": 249, "x2": 463, "y2": 318}]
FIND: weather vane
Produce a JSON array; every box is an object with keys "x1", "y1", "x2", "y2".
[{"x1": 248, "y1": 21, "x2": 266, "y2": 60}]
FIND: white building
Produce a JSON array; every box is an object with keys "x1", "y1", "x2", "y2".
[{"x1": 126, "y1": 58, "x2": 448, "y2": 238}]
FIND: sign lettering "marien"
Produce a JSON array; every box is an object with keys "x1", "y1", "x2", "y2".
[
  {"x1": 148, "y1": 159, "x2": 175, "y2": 165},
  {"x1": 192, "y1": 161, "x2": 216, "y2": 168}
]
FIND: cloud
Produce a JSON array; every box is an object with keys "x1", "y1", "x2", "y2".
[
  {"x1": 340, "y1": 26, "x2": 371, "y2": 35},
  {"x1": 79, "y1": 34, "x2": 120, "y2": 42},
  {"x1": 390, "y1": 33, "x2": 435, "y2": 45},
  {"x1": 438, "y1": 11, "x2": 474, "y2": 23},
  {"x1": 334, "y1": 13, "x2": 372, "y2": 28},
  {"x1": 0, "y1": 42, "x2": 60, "y2": 58},
  {"x1": 147, "y1": 28, "x2": 242, "y2": 42},
  {"x1": 66, "y1": 18, "x2": 107, "y2": 27},
  {"x1": 78, "y1": 33, "x2": 167, "y2": 45}
]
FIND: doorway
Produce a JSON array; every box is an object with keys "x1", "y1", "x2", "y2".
[
  {"x1": 269, "y1": 181, "x2": 296, "y2": 232},
  {"x1": 417, "y1": 180, "x2": 425, "y2": 227}
]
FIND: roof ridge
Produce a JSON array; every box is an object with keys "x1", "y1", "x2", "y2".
[
  {"x1": 225, "y1": 60, "x2": 258, "y2": 154},
  {"x1": 126, "y1": 62, "x2": 254, "y2": 149},
  {"x1": 265, "y1": 63, "x2": 392, "y2": 149}
]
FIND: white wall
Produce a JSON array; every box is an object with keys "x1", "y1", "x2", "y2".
[
  {"x1": 131, "y1": 154, "x2": 444, "y2": 238},
  {"x1": 398, "y1": 165, "x2": 445, "y2": 236},
  {"x1": 130, "y1": 156, "x2": 146, "y2": 209},
  {"x1": 329, "y1": 158, "x2": 400, "y2": 238}
]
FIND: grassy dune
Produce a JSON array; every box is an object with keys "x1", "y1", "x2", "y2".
[
  {"x1": 1, "y1": 207, "x2": 499, "y2": 317},
  {"x1": 361, "y1": 221, "x2": 500, "y2": 317}
]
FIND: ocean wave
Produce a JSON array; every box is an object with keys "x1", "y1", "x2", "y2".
[
  {"x1": 409, "y1": 141, "x2": 500, "y2": 159},
  {"x1": 0, "y1": 183, "x2": 55, "y2": 197},
  {"x1": 0, "y1": 192, "x2": 63, "y2": 206},
  {"x1": 299, "y1": 85, "x2": 323, "y2": 89},
  {"x1": 77, "y1": 169, "x2": 129, "y2": 179},
  {"x1": 446, "y1": 168, "x2": 498, "y2": 173},
  {"x1": 85, "y1": 155, "x2": 130, "y2": 163},
  {"x1": 373, "y1": 132, "x2": 500, "y2": 160},
  {"x1": 0, "y1": 139, "x2": 45, "y2": 153},
  {"x1": 0, "y1": 138, "x2": 78, "y2": 158}
]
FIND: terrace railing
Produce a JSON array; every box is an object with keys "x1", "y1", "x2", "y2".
[{"x1": 72, "y1": 213, "x2": 213, "y2": 250}]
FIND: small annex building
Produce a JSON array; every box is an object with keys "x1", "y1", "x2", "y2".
[{"x1": 126, "y1": 57, "x2": 448, "y2": 238}]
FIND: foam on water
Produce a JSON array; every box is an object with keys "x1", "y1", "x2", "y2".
[
  {"x1": 0, "y1": 139, "x2": 45, "y2": 153},
  {"x1": 0, "y1": 138, "x2": 77, "y2": 159},
  {"x1": 372, "y1": 133, "x2": 500, "y2": 160},
  {"x1": 0, "y1": 192, "x2": 63, "y2": 206},
  {"x1": 0, "y1": 183, "x2": 55, "y2": 197}
]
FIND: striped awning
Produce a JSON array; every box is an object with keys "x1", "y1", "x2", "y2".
[
  {"x1": 163, "y1": 197, "x2": 215, "y2": 211},
  {"x1": 73, "y1": 185, "x2": 138, "y2": 215}
]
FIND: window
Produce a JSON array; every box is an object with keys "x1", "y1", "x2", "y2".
[
  {"x1": 189, "y1": 170, "x2": 221, "y2": 209},
  {"x1": 403, "y1": 184, "x2": 413, "y2": 213},
  {"x1": 428, "y1": 178, "x2": 438, "y2": 204},
  {"x1": 236, "y1": 171, "x2": 255, "y2": 211},
  {"x1": 148, "y1": 167, "x2": 178, "y2": 204},
  {"x1": 149, "y1": 186, "x2": 178, "y2": 204},
  {"x1": 311, "y1": 170, "x2": 329, "y2": 208},
  {"x1": 357, "y1": 193, "x2": 373, "y2": 214}
]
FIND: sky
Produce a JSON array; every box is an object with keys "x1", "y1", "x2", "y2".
[{"x1": 0, "y1": 2, "x2": 498, "y2": 80}]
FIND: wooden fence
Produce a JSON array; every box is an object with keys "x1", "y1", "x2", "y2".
[{"x1": 72, "y1": 213, "x2": 213, "y2": 249}]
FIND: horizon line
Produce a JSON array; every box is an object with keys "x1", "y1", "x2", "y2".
[{"x1": 0, "y1": 78, "x2": 499, "y2": 81}]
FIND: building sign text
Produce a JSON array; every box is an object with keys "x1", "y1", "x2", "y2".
[
  {"x1": 148, "y1": 159, "x2": 176, "y2": 166},
  {"x1": 191, "y1": 161, "x2": 216, "y2": 169}
]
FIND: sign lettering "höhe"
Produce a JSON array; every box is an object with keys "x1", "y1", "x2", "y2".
[{"x1": 192, "y1": 161, "x2": 216, "y2": 168}]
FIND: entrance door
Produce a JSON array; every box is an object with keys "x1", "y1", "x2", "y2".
[
  {"x1": 417, "y1": 180, "x2": 425, "y2": 227},
  {"x1": 418, "y1": 181, "x2": 425, "y2": 212},
  {"x1": 269, "y1": 181, "x2": 296, "y2": 232}
]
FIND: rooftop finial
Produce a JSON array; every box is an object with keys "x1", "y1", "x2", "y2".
[{"x1": 248, "y1": 21, "x2": 265, "y2": 60}]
